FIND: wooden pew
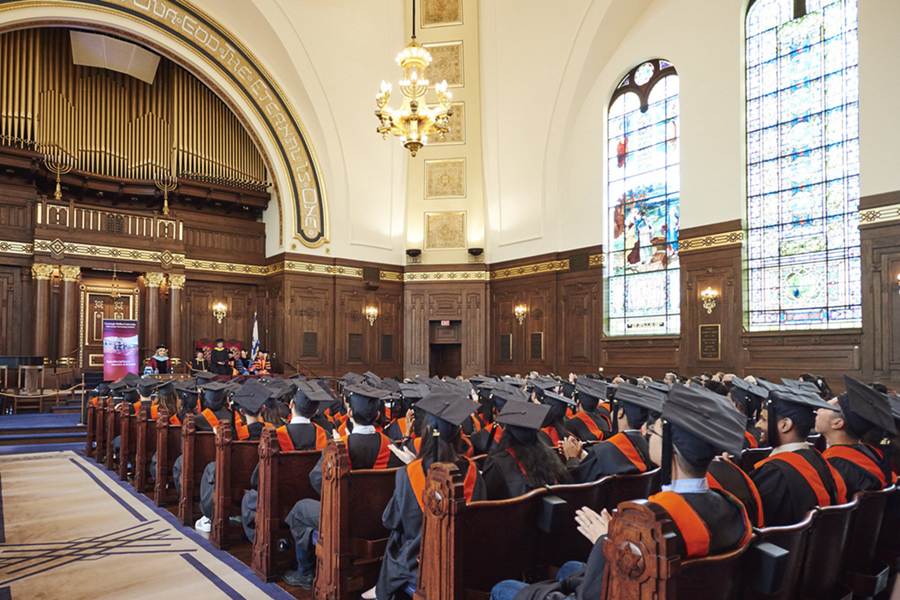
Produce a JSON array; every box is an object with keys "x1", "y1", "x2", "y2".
[
  {"x1": 798, "y1": 497, "x2": 859, "y2": 600},
  {"x1": 313, "y1": 439, "x2": 401, "y2": 599},
  {"x1": 154, "y1": 407, "x2": 182, "y2": 507},
  {"x1": 211, "y1": 425, "x2": 260, "y2": 550},
  {"x1": 740, "y1": 447, "x2": 772, "y2": 473},
  {"x1": 178, "y1": 414, "x2": 217, "y2": 526},
  {"x1": 93, "y1": 398, "x2": 107, "y2": 463},
  {"x1": 117, "y1": 402, "x2": 139, "y2": 481},
  {"x1": 606, "y1": 467, "x2": 660, "y2": 509},
  {"x1": 84, "y1": 400, "x2": 95, "y2": 456},
  {"x1": 104, "y1": 400, "x2": 120, "y2": 471},
  {"x1": 134, "y1": 404, "x2": 158, "y2": 494},
  {"x1": 251, "y1": 427, "x2": 322, "y2": 582},
  {"x1": 743, "y1": 510, "x2": 815, "y2": 600},
  {"x1": 842, "y1": 485, "x2": 896, "y2": 598}
]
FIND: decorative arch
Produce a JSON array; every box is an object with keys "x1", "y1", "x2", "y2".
[
  {"x1": 0, "y1": 0, "x2": 329, "y2": 248},
  {"x1": 605, "y1": 59, "x2": 680, "y2": 337}
]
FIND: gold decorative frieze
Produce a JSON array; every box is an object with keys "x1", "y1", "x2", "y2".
[
  {"x1": 425, "y1": 158, "x2": 466, "y2": 199},
  {"x1": 266, "y1": 261, "x2": 363, "y2": 278},
  {"x1": 0, "y1": 241, "x2": 34, "y2": 256},
  {"x1": 678, "y1": 230, "x2": 744, "y2": 252},
  {"x1": 859, "y1": 203, "x2": 900, "y2": 226},
  {"x1": 34, "y1": 238, "x2": 187, "y2": 267},
  {"x1": 490, "y1": 254, "x2": 603, "y2": 280},
  {"x1": 421, "y1": 0, "x2": 463, "y2": 27},
  {"x1": 425, "y1": 212, "x2": 467, "y2": 250},
  {"x1": 185, "y1": 259, "x2": 268, "y2": 276},
  {"x1": 423, "y1": 41, "x2": 464, "y2": 87},
  {"x1": 429, "y1": 102, "x2": 465, "y2": 146},
  {"x1": 395, "y1": 270, "x2": 490, "y2": 283}
]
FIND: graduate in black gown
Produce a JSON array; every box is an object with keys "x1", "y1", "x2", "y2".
[
  {"x1": 193, "y1": 381, "x2": 236, "y2": 435},
  {"x1": 750, "y1": 382, "x2": 847, "y2": 527},
  {"x1": 564, "y1": 378, "x2": 612, "y2": 442},
  {"x1": 210, "y1": 338, "x2": 230, "y2": 376},
  {"x1": 533, "y1": 379, "x2": 571, "y2": 447},
  {"x1": 563, "y1": 383, "x2": 661, "y2": 483},
  {"x1": 282, "y1": 383, "x2": 404, "y2": 589},
  {"x1": 469, "y1": 383, "x2": 527, "y2": 456},
  {"x1": 490, "y1": 383, "x2": 752, "y2": 600},
  {"x1": 817, "y1": 376, "x2": 896, "y2": 496},
  {"x1": 482, "y1": 401, "x2": 571, "y2": 501},
  {"x1": 369, "y1": 388, "x2": 487, "y2": 600},
  {"x1": 729, "y1": 376, "x2": 766, "y2": 449}
]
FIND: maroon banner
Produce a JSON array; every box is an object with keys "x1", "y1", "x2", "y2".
[{"x1": 103, "y1": 319, "x2": 139, "y2": 380}]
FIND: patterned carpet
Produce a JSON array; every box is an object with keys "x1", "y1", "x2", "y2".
[{"x1": 0, "y1": 451, "x2": 291, "y2": 599}]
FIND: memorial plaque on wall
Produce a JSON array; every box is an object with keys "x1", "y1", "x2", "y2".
[{"x1": 699, "y1": 325, "x2": 721, "y2": 360}]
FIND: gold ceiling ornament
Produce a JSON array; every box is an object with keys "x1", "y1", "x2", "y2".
[{"x1": 375, "y1": 0, "x2": 453, "y2": 157}]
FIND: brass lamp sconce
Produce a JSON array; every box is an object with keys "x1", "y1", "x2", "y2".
[
  {"x1": 365, "y1": 306, "x2": 379, "y2": 326},
  {"x1": 896, "y1": 273, "x2": 900, "y2": 295},
  {"x1": 514, "y1": 305, "x2": 527, "y2": 325},
  {"x1": 700, "y1": 287, "x2": 718, "y2": 314},
  {"x1": 213, "y1": 302, "x2": 227, "y2": 324}
]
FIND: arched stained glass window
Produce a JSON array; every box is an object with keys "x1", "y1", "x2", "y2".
[
  {"x1": 746, "y1": 0, "x2": 860, "y2": 331},
  {"x1": 605, "y1": 60, "x2": 680, "y2": 337}
]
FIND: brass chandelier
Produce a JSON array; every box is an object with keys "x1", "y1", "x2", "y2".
[{"x1": 375, "y1": 0, "x2": 453, "y2": 157}]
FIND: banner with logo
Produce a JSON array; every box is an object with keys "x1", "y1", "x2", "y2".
[{"x1": 102, "y1": 319, "x2": 139, "y2": 381}]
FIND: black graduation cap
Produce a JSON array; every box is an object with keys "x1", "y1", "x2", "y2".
[
  {"x1": 496, "y1": 401, "x2": 551, "y2": 443},
  {"x1": 501, "y1": 375, "x2": 526, "y2": 386},
  {"x1": 156, "y1": 380, "x2": 176, "y2": 396},
  {"x1": 122, "y1": 387, "x2": 140, "y2": 403},
  {"x1": 730, "y1": 377, "x2": 768, "y2": 417},
  {"x1": 576, "y1": 378, "x2": 613, "y2": 400},
  {"x1": 138, "y1": 377, "x2": 162, "y2": 397},
  {"x1": 531, "y1": 377, "x2": 560, "y2": 398},
  {"x1": 616, "y1": 383, "x2": 665, "y2": 414},
  {"x1": 490, "y1": 383, "x2": 528, "y2": 408},
  {"x1": 364, "y1": 371, "x2": 382, "y2": 385},
  {"x1": 781, "y1": 378, "x2": 822, "y2": 396},
  {"x1": 399, "y1": 382, "x2": 429, "y2": 401},
  {"x1": 379, "y1": 378, "x2": 401, "y2": 394},
  {"x1": 468, "y1": 376, "x2": 494, "y2": 386},
  {"x1": 664, "y1": 383, "x2": 747, "y2": 460},
  {"x1": 200, "y1": 380, "x2": 229, "y2": 408},
  {"x1": 543, "y1": 390, "x2": 576, "y2": 407},
  {"x1": 340, "y1": 372, "x2": 364, "y2": 386},
  {"x1": 194, "y1": 371, "x2": 216, "y2": 385},
  {"x1": 233, "y1": 380, "x2": 268, "y2": 415},
  {"x1": 417, "y1": 389, "x2": 477, "y2": 428},
  {"x1": 888, "y1": 394, "x2": 900, "y2": 427},
  {"x1": 840, "y1": 376, "x2": 898, "y2": 436},
  {"x1": 755, "y1": 378, "x2": 788, "y2": 394},
  {"x1": 94, "y1": 381, "x2": 112, "y2": 396},
  {"x1": 288, "y1": 374, "x2": 308, "y2": 381},
  {"x1": 156, "y1": 344, "x2": 167, "y2": 350},
  {"x1": 214, "y1": 338, "x2": 225, "y2": 344},
  {"x1": 108, "y1": 379, "x2": 130, "y2": 393},
  {"x1": 559, "y1": 381, "x2": 576, "y2": 398},
  {"x1": 344, "y1": 383, "x2": 390, "y2": 422},
  {"x1": 643, "y1": 381, "x2": 671, "y2": 395}
]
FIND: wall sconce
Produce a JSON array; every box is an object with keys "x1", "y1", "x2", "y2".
[
  {"x1": 514, "y1": 305, "x2": 527, "y2": 325},
  {"x1": 896, "y1": 273, "x2": 900, "y2": 295},
  {"x1": 700, "y1": 287, "x2": 718, "y2": 314},
  {"x1": 365, "y1": 306, "x2": 379, "y2": 326},
  {"x1": 213, "y1": 302, "x2": 227, "y2": 324}
]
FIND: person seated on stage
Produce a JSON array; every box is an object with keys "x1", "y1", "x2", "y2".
[
  {"x1": 210, "y1": 338, "x2": 230, "y2": 376},
  {"x1": 483, "y1": 401, "x2": 571, "y2": 501},
  {"x1": 240, "y1": 381, "x2": 350, "y2": 543},
  {"x1": 729, "y1": 376, "x2": 766, "y2": 449},
  {"x1": 196, "y1": 380, "x2": 270, "y2": 533},
  {"x1": 470, "y1": 383, "x2": 528, "y2": 456},
  {"x1": 282, "y1": 383, "x2": 403, "y2": 589},
  {"x1": 148, "y1": 344, "x2": 170, "y2": 374},
  {"x1": 563, "y1": 383, "x2": 661, "y2": 483},
  {"x1": 816, "y1": 376, "x2": 897, "y2": 497},
  {"x1": 489, "y1": 383, "x2": 752, "y2": 600},
  {"x1": 253, "y1": 350, "x2": 271, "y2": 375},
  {"x1": 750, "y1": 382, "x2": 847, "y2": 527},
  {"x1": 190, "y1": 349, "x2": 208, "y2": 374},
  {"x1": 234, "y1": 348, "x2": 252, "y2": 375},
  {"x1": 366, "y1": 388, "x2": 488, "y2": 600},
  {"x1": 564, "y1": 378, "x2": 613, "y2": 442}
]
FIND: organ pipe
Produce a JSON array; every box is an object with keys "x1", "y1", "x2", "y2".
[{"x1": 0, "y1": 28, "x2": 266, "y2": 189}]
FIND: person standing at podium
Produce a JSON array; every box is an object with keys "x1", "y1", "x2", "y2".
[{"x1": 210, "y1": 338, "x2": 230, "y2": 376}]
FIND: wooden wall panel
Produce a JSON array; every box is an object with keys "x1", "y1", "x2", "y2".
[
  {"x1": 489, "y1": 276, "x2": 557, "y2": 375},
  {"x1": 0, "y1": 266, "x2": 26, "y2": 355},
  {"x1": 184, "y1": 280, "x2": 259, "y2": 360},
  {"x1": 285, "y1": 277, "x2": 334, "y2": 377},
  {"x1": 557, "y1": 273, "x2": 602, "y2": 376},
  {"x1": 404, "y1": 289, "x2": 428, "y2": 377}
]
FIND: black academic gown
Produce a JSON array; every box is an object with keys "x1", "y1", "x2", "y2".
[
  {"x1": 824, "y1": 443, "x2": 887, "y2": 497},
  {"x1": 509, "y1": 489, "x2": 750, "y2": 600},
  {"x1": 750, "y1": 448, "x2": 845, "y2": 527},
  {"x1": 148, "y1": 356, "x2": 170, "y2": 374},
  {"x1": 483, "y1": 449, "x2": 536, "y2": 501},
  {"x1": 284, "y1": 431, "x2": 404, "y2": 552},
  {"x1": 311, "y1": 414, "x2": 336, "y2": 435},
  {"x1": 191, "y1": 358, "x2": 209, "y2": 373},
  {"x1": 194, "y1": 407, "x2": 237, "y2": 438},
  {"x1": 210, "y1": 347, "x2": 230, "y2": 375},
  {"x1": 564, "y1": 409, "x2": 611, "y2": 442},
  {"x1": 568, "y1": 431, "x2": 653, "y2": 484},
  {"x1": 470, "y1": 423, "x2": 504, "y2": 456},
  {"x1": 200, "y1": 422, "x2": 265, "y2": 519},
  {"x1": 375, "y1": 458, "x2": 486, "y2": 600},
  {"x1": 707, "y1": 459, "x2": 765, "y2": 528}
]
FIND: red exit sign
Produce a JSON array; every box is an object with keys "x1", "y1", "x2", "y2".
[{"x1": 441, "y1": 320, "x2": 450, "y2": 327}]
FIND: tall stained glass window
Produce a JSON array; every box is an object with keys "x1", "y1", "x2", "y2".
[
  {"x1": 746, "y1": 0, "x2": 861, "y2": 331},
  {"x1": 605, "y1": 60, "x2": 680, "y2": 336}
]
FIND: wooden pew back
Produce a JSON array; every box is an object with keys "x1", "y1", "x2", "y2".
[
  {"x1": 118, "y1": 403, "x2": 139, "y2": 481},
  {"x1": 154, "y1": 407, "x2": 182, "y2": 506},
  {"x1": 135, "y1": 404, "x2": 158, "y2": 493},
  {"x1": 314, "y1": 439, "x2": 401, "y2": 600},
  {"x1": 743, "y1": 509, "x2": 815, "y2": 600},
  {"x1": 93, "y1": 398, "x2": 106, "y2": 462},
  {"x1": 842, "y1": 485, "x2": 896, "y2": 598},
  {"x1": 211, "y1": 425, "x2": 259, "y2": 550},
  {"x1": 105, "y1": 400, "x2": 121, "y2": 470},
  {"x1": 251, "y1": 427, "x2": 321, "y2": 582},
  {"x1": 799, "y1": 496, "x2": 859, "y2": 600},
  {"x1": 84, "y1": 401, "x2": 95, "y2": 456},
  {"x1": 178, "y1": 414, "x2": 217, "y2": 525},
  {"x1": 606, "y1": 467, "x2": 661, "y2": 509}
]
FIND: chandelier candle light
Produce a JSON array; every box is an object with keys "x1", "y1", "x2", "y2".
[{"x1": 375, "y1": 0, "x2": 453, "y2": 156}]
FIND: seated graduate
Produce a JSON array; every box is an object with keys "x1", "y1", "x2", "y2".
[
  {"x1": 817, "y1": 376, "x2": 897, "y2": 496},
  {"x1": 533, "y1": 379, "x2": 573, "y2": 447},
  {"x1": 147, "y1": 344, "x2": 171, "y2": 374},
  {"x1": 470, "y1": 383, "x2": 528, "y2": 456},
  {"x1": 282, "y1": 383, "x2": 404, "y2": 589},
  {"x1": 193, "y1": 381, "x2": 236, "y2": 435},
  {"x1": 489, "y1": 382, "x2": 753, "y2": 600},
  {"x1": 728, "y1": 376, "x2": 766, "y2": 449},
  {"x1": 385, "y1": 383, "x2": 428, "y2": 442},
  {"x1": 368, "y1": 388, "x2": 488, "y2": 600},
  {"x1": 190, "y1": 349, "x2": 209, "y2": 374},
  {"x1": 483, "y1": 401, "x2": 571, "y2": 501},
  {"x1": 750, "y1": 381, "x2": 847, "y2": 527},
  {"x1": 564, "y1": 378, "x2": 613, "y2": 442},
  {"x1": 109, "y1": 384, "x2": 141, "y2": 456},
  {"x1": 563, "y1": 382, "x2": 661, "y2": 483}
]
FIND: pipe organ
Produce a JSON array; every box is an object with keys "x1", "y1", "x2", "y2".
[{"x1": 0, "y1": 28, "x2": 267, "y2": 190}]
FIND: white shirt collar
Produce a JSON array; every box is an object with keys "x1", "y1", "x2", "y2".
[
  {"x1": 770, "y1": 441, "x2": 809, "y2": 456},
  {"x1": 292, "y1": 416, "x2": 311, "y2": 424},
  {"x1": 662, "y1": 477, "x2": 709, "y2": 494},
  {"x1": 352, "y1": 425, "x2": 377, "y2": 435}
]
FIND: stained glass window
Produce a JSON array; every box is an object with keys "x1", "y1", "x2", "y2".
[
  {"x1": 746, "y1": 0, "x2": 860, "y2": 331},
  {"x1": 605, "y1": 60, "x2": 680, "y2": 337}
]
